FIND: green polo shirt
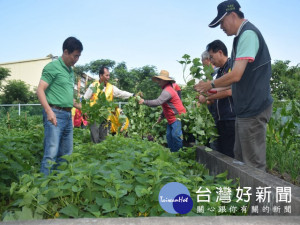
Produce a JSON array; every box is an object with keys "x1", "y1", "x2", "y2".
[
  {"x1": 236, "y1": 30, "x2": 259, "y2": 62},
  {"x1": 41, "y1": 57, "x2": 74, "y2": 107}
]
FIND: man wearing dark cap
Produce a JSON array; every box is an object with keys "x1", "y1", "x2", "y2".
[{"x1": 195, "y1": 0, "x2": 273, "y2": 171}]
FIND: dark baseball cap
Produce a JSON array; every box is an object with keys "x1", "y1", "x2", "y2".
[{"x1": 209, "y1": 0, "x2": 242, "y2": 28}]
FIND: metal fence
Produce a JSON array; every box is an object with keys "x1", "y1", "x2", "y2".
[
  {"x1": 0, "y1": 102, "x2": 128, "y2": 117},
  {"x1": 0, "y1": 104, "x2": 42, "y2": 116}
]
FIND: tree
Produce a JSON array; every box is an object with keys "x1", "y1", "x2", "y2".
[
  {"x1": 73, "y1": 64, "x2": 89, "y2": 77},
  {"x1": 131, "y1": 65, "x2": 161, "y2": 99},
  {"x1": 73, "y1": 64, "x2": 90, "y2": 97},
  {"x1": 0, "y1": 67, "x2": 11, "y2": 89},
  {"x1": 1, "y1": 80, "x2": 35, "y2": 104},
  {"x1": 271, "y1": 60, "x2": 300, "y2": 100},
  {"x1": 76, "y1": 59, "x2": 168, "y2": 100},
  {"x1": 89, "y1": 59, "x2": 116, "y2": 76},
  {"x1": 113, "y1": 63, "x2": 161, "y2": 99},
  {"x1": 113, "y1": 62, "x2": 134, "y2": 93}
]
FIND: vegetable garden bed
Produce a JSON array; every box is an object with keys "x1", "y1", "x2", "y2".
[{"x1": 1, "y1": 128, "x2": 247, "y2": 221}]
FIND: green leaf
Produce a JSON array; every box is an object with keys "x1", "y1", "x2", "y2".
[
  {"x1": 182, "y1": 54, "x2": 190, "y2": 60},
  {"x1": 59, "y1": 183, "x2": 72, "y2": 190},
  {"x1": 117, "y1": 161, "x2": 134, "y2": 171},
  {"x1": 118, "y1": 205, "x2": 133, "y2": 216},
  {"x1": 45, "y1": 188, "x2": 62, "y2": 199},
  {"x1": 135, "y1": 185, "x2": 148, "y2": 197},
  {"x1": 106, "y1": 188, "x2": 117, "y2": 197},
  {"x1": 15, "y1": 206, "x2": 33, "y2": 220},
  {"x1": 187, "y1": 79, "x2": 196, "y2": 86},
  {"x1": 40, "y1": 179, "x2": 50, "y2": 188},
  {"x1": 59, "y1": 204, "x2": 79, "y2": 218},
  {"x1": 223, "y1": 179, "x2": 233, "y2": 185},
  {"x1": 123, "y1": 194, "x2": 136, "y2": 205},
  {"x1": 10, "y1": 182, "x2": 18, "y2": 195},
  {"x1": 2, "y1": 212, "x2": 16, "y2": 221},
  {"x1": 37, "y1": 194, "x2": 49, "y2": 205},
  {"x1": 116, "y1": 189, "x2": 128, "y2": 198},
  {"x1": 33, "y1": 211, "x2": 43, "y2": 220},
  {"x1": 216, "y1": 170, "x2": 228, "y2": 178},
  {"x1": 86, "y1": 204, "x2": 101, "y2": 217},
  {"x1": 19, "y1": 192, "x2": 34, "y2": 206},
  {"x1": 102, "y1": 202, "x2": 117, "y2": 213},
  {"x1": 95, "y1": 197, "x2": 111, "y2": 206},
  {"x1": 135, "y1": 176, "x2": 149, "y2": 184},
  {"x1": 93, "y1": 179, "x2": 106, "y2": 186},
  {"x1": 72, "y1": 185, "x2": 83, "y2": 193},
  {"x1": 204, "y1": 147, "x2": 212, "y2": 152}
]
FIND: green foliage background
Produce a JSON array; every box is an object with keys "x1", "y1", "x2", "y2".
[{"x1": 271, "y1": 60, "x2": 300, "y2": 100}]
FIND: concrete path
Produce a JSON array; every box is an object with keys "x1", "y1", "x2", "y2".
[{"x1": 1, "y1": 216, "x2": 300, "y2": 225}]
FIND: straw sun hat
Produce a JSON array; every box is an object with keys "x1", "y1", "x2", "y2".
[{"x1": 152, "y1": 70, "x2": 175, "y2": 83}]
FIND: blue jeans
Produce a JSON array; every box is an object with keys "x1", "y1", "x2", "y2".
[
  {"x1": 40, "y1": 108, "x2": 73, "y2": 175},
  {"x1": 166, "y1": 120, "x2": 183, "y2": 152}
]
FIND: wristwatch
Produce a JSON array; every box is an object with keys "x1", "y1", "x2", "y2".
[{"x1": 211, "y1": 80, "x2": 215, "y2": 88}]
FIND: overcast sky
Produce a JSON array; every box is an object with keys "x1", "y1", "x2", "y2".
[{"x1": 1, "y1": 0, "x2": 299, "y2": 84}]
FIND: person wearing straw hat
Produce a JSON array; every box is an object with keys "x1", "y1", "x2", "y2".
[{"x1": 139, "y1": 70, "x2": 186, "y2": 152}]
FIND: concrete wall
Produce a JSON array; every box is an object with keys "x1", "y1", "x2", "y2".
[
  {"x1": 0, "y1": 58, "x2": 94, "y2": 96},
  {"x1": 196, "y1": 146, "x2": 300, "y2": 216},
  {"x1": 0, "y1": 57, "x2": 52, "y2": 90},
  {"x1": 1, "y1": 216, "x2": 299, "y2": 225}
]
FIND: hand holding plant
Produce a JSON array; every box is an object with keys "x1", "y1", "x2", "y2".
[
  {"x1": 138, "y1": 98, "x2": 144, "y2": 104},
  {"x1": 157, "y1": 116, "x2": 162, "y2": 123}
]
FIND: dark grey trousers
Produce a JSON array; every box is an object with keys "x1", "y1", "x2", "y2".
[
  {"x1": 90, "y1": 121, "x2": 111, "y2": 143},
  {"x1": 234, "y1": 104, "x2": 272, "y2": 171}
]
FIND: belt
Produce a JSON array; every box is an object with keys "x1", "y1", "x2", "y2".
[{"x1": 49, "y1": 104, "x2": 72, "y2": 112}]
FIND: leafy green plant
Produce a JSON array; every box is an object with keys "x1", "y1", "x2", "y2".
[
  {"x1": 81, "y1": 82, "x2": 118, "y2": 126},
  {"x1": 177, "y1": 54, "x2": 218, "y2": 146},
  {"x1": 2, "y1": 113, "x2": 42, "y2": 130},
  {"x1": 123, "y1": 97, "x2": 167, "y2": 144},
  {"x1": 123, "y1": 54, "x2": 218, "y2": 146},
  {"x1": 0, "y1": 126, "x2": 44, "y2": 216},
  {"x1": 267, "y1": 100, "x2": 300, "y2": 184},
  {"x1": 1, "y1": 79, "x2": 36, "y2": 104},
  {"x1": 3, "y1": 136, "x2": 246, "y2": 221},
  {"x1": 178, "y1": 54, "x2": 214, "y2": 86}
]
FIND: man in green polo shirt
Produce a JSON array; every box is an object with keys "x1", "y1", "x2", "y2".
[{"x1": 37, "y1": 36, "x2": 83, "y2": 175}]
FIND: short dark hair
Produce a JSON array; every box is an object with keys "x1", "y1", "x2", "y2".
[
  {"x1": 206, "y1": 40, "x2": 228, "y2": 57},
  {"x1": 235, "y1": 10, "x2": 244, "y2": 19},
  {"x1": 99, "y1": 66, "x2": 109, "y2": 76},
  {"x1": 228, "y1": 11, "x2": 244, "y2": 19},
  {"x1": 62, "y1": 37, "x2": 83, "y2": 54}
]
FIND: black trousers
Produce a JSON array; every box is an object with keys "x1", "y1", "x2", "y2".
[
  {"x1": 216, "y1": 120, "x2": 235, "y2": 158},
  {"x1": 90, "y1": 121, "x2": 111, "y2": 143}
]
